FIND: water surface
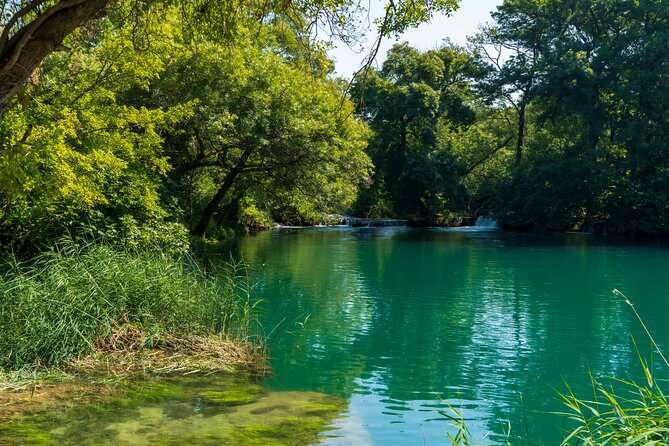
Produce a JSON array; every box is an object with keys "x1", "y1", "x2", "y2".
[
  {"x1": 227, "y1": 227, "x2": 669, "y2": 444},
  {"x1": 0, "y1": 375, "x2": 345, "y2": 445}
]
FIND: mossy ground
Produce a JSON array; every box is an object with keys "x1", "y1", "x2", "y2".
[{"x1": 0, "y1": 374, "x2": 346, "y2": 445}]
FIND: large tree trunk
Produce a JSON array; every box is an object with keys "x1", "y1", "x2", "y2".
[
  {"x1": 515, "y1": 101, "x2": 526, "y2": 166},
  {"x1": 192, "y1": 147, "x2": 254, "y2": 237},
  {"x1": 0, "y1": 0, "x2": 109, "y2": 115}
]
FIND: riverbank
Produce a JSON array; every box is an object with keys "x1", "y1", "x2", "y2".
[
  {"x1": 0, "y1": 336, "x2": 265, "y2": 423},
  {"x1": 273, "y1": 213, "x2": 480, "y2": 229},
  {"x1": 0, "y1": 242, "x2": 267, "y2": 404},
  {"x1": 272, "y1": 213, "x2": 669, "y2": 241}
]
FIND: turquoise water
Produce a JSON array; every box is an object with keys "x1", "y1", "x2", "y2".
[{"x1": 227, "y1": 227, "x2": 669, "y2": 445}]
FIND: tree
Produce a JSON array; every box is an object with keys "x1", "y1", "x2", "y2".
[
  {"x1": 0, "y1": 17, "x2": 190, "y2": 249},
  {"x1": 0, "y1": 0, "x2": 459, "y2": 116},
  {"x1": 470, "y1": 0, "x2": 548, "y2": 166},
  {"x1": 474, "y1": 0, "x2": 669, "y2": 234},
  {"x1": 149, "y1": 32, "x2": 371, "y2": 236},
  {"x1": 353, "y1": 42, "x2": 480, "y2": 221}
]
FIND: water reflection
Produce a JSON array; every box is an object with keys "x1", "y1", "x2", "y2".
[{"x1": 224, "y1": 228, "x2": 669, "y2": 444}]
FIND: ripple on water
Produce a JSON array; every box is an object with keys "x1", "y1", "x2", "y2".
[{"x1": 232, "y1": 228, "x2": 669, "y2": 444}]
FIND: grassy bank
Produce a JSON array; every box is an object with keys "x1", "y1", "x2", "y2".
[{"x1": 0, "y1": 242, "x2": 264, "y2": 381}]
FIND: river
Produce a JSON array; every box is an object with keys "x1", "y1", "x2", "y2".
[
  {"x1": 228, "y1": 227, "x2": 669, "y2": 444},
  {"x1": 4, "y1": 227, "x2": 669, "y2": 445}
]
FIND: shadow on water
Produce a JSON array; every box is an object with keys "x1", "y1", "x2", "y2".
[{"x1": 219, "y1": 227, "x2": 669, "y2": 445}]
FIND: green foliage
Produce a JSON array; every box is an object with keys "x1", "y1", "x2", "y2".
[
  {"x1": 0, "y1": 17, "x2": 192, "y2": 251},
  {"x1": 353, "y1": 42, "x2": 480, "y2": 221},
  {"x1": 377, "y1": 0, "x2": 459, "y2": 36},
  {"x1": 153, "y1": 29, "x2": 371, "y2": 234},
  {"x1": 237, "y1": 198, "x2": 274, "y2": 233},
  {"x1": 0, "y1": 8, "x2": 374, "y2": 247},
  {"x1": 0, "y1": 0, "x2": 465, "y2": 243},
  {"x1": 112, "y1": 216, "x2": 191, "y2": 256},
  {"x1": 477, "y1": 0, "x2": 669, "y2": 234},
  {"x1": 560, "y1": 290, "x2": 669, "y2": 445},
  {"x1": 176, "y1": 0, "x2": 460, "y2": 45},
  {"x1": 0, "y1": 243, "x2": 254, "y2": 369},
  {"x1": 354, "y1": 1, "x2": 669, "y2": 235},
  {"x1": 559, "y1": 368, "x2": 669, "y2": 445}
]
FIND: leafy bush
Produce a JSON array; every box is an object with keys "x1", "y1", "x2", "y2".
[
  {"x1": 237, "y1": 198, "x2": 273, "y2": 233},
  {"x1": 115, "y1": 216, "x2": 190, "y2": 255}
]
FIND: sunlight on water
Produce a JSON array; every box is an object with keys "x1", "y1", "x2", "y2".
[
  {"x1": 6, "y1": 229, "x2": 669, "y2": 445},
  {"x1": 225, "y1": 228, "x2": 669, "y2": 445}
]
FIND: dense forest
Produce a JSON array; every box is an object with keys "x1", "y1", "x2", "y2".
[
  {"x1": 0, "y1": 4, "x2": 374, "y2": 251},
  {"x1": 355, "y1": 0, "x2": 669, "y2": 235},
  {"x1": 0, "y1": 0, "x2": 462, "y2": 253},
  {"x1": 2, "y1": 0, "x2": 669, "y2": 253}
]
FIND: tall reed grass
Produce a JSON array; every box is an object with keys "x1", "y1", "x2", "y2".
[
  {"x1": 0, "y1": 242, "x2": 257, "y2": 370},
  {"x1": 559, "y1": 358, "x2": 669, "y2": 444},
  {"x1": 557, "y1": 290, "x2": 669, "y2": 445}
]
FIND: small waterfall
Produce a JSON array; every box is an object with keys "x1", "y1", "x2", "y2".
[{"x1": 474, "y1": 216, "x2": 499, "y2": 229}]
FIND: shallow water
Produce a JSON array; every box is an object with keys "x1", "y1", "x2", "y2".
[
  {"x1": 225, "y1": 227, "x2": 669, "y2": 445},
  {"x1": 0, "y1": 375, "x2": 345, "y2": 445}
]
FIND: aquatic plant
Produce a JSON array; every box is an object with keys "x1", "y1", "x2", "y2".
[
  {"x1": 0, "y1": 241, "x2": 259, "y2": 371},
  {"x1": 558, "y1": 363, "x2": 669, "y2": 444},
  {"x1": 0, "y1": 374, "x2": 346, "y2": 446},
  {"x1": 443, "y1": 289, "x2": 669, "y2": 445},
  {"x1": 557, "y1": 290, "x2": 669, "y2": 445}
]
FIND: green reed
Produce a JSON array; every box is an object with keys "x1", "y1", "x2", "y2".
[
  {"x1": 446, "y1": 289, "x2": 669, "y2": 445},
  {"x1": 0, "y1": 241, "x2": 256, "y2": 370},
  {"x1": 557, "y1": 290, "x2": 669, "y2": 445}
]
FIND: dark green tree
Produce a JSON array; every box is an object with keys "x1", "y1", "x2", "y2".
[
  {"x1": 484, "y1": 0, "x2": 669, "y2": 234},
  {"x1": 353, "y1": 42, "x2": 481, "y2": 221},
  {"x1": 150, "y1": 31, "x2": 371, "y2": 236}
]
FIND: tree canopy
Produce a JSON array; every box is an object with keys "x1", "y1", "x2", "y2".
[
  {"x1": 151, "y1": 27, "x2": 371, "y2": 235},
  {"x1": 4, "y1": 0, "x2": 669, "y2": 250},
  {"x1": 353, "y1": 0, "x2": 669, "y2": 235},
  {"x1": 0, "y1": 10, "x2": 373, "y2": 248},
  {"x1": 352, "y1": 42, "x2": 483, "y2": 222},
  {"x1": 0, "y1": 0, "x2": 459, "y2": 115}
]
